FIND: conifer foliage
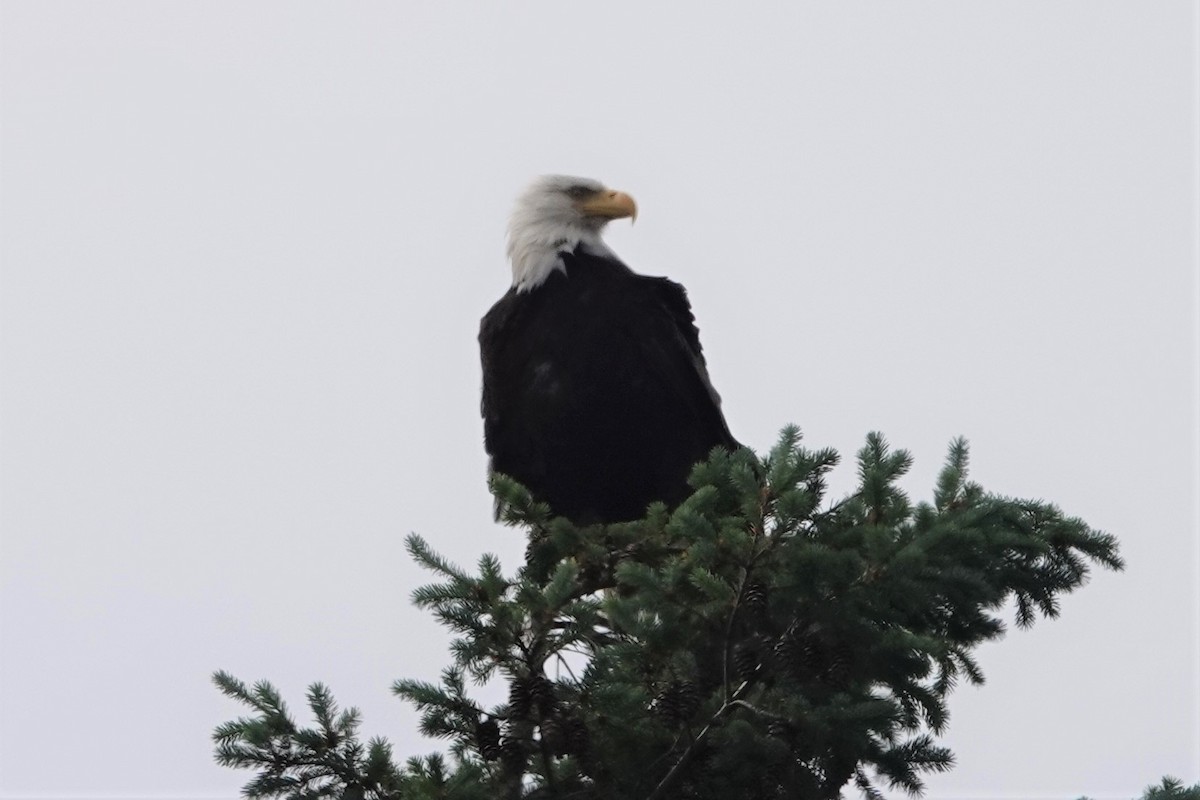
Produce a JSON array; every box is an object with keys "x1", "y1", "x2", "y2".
[{"x1": 213, "y1": 428, "x2": 1122, "y2": 799}]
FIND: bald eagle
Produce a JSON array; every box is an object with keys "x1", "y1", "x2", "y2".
[{"x1": 479, "y1": 176, "x2": 740, "y2": 524}]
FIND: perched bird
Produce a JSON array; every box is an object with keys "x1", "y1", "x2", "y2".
[{"x1": 479, "y1": 175, "x2": 740, "y2": 524}]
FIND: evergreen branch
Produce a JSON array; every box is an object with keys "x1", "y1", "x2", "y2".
[
  {"x1": 644, "y1": 680, "x2": 753, "y2": 800},
  {"x1": 214, "y1": 428, "x2": 1121, "y2": 800},
  {"x1": 405, "y1": 533, "x2": 470, "y2": 582}
]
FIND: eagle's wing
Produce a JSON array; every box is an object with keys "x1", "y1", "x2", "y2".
[{"x1": 639, "y1": 275, "x2": 741, "y2": 451}]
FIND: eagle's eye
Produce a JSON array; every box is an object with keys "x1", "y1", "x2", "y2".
[{"x1": 565, "y1": 185, "x2": 596, "y2": 200}]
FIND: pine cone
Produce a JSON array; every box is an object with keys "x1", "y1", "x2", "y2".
[
  {"x1": 475, "y1": 718, "x2": 502, "y2": 761},
  {"x1": 653, "y1": 686, "x2": 678, "y2": 719},
  {"x1": 652, "y1": 680, "x2": 700, "y2": 726},
  {"x1": 508, "y1": 675, "x2": 533, "y2": 720},
  {"x1": 539, "y1": 716, "x2": 569, "y2": 757},
  {"x1": 734, "y1": 636, "x2": 768, "y2": 681},
  {"x1": 743, "y1": 582, "x2": 768, "y2": 619},
  {"x1": 801, "y1": 634, "x2": 825, "y2": 672},
  {"x1": 563, "y1": 715, "x2": 590, "y2": 756},
  {"x1": 676, "y1": 681, "x2": 700, "y2": 718},
  {"x1": 499, "y1": 729, "x2": 526, "y2": 772},
  {"x1": 773, "y1": 632, "x2": 800, "y2": 673},
  {"x1": 529, "y1": 675, "x2": 556, "y2": 718},
  {"x1": 766, "y1": 719, "x2": 794, "y2": 740}
]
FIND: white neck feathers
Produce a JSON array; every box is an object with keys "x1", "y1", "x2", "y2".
[{"x1": 506, "y1": 222, "x2": 615, "y2": 294}]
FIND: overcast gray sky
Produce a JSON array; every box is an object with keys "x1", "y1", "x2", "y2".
[{"x1": 1, "y1": 2, "x2": 1196, "y2": 798}]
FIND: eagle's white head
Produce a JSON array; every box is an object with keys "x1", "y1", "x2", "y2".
[{"x1": 506, "y1": 175, "x2": 638, "y2": 293}]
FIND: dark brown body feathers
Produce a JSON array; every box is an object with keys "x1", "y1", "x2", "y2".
[{"x1": 480, "y1": 246, "x2": 739, "y2": 524}]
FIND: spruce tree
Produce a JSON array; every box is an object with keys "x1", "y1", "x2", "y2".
[
  {"x1": 214, "y1": 428, "x2": 1122, "y2": 799},
  {"x1": 1136, "y1": 778, "x2": 1200, "y2": 800}
]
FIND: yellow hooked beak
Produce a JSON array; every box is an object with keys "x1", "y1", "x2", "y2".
[{"x1": 577, "y1": 189, "x2": 638, "y2": 223}]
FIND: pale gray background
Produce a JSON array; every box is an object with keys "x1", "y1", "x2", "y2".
[{"x1": 1, "y1": 2, "x2": 1196, "y2": 798}]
